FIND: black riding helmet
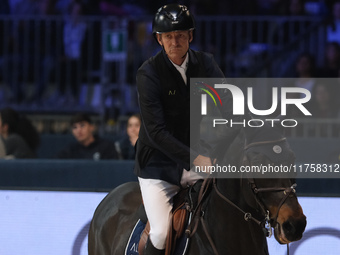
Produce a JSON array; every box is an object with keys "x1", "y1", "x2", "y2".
[{"x1": 152, "y1": 4, "x2": 195, "y2": 35}]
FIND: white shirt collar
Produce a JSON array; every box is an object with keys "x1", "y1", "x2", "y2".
[{"x1": 170, "y1": 53, "x2": 189, "y2": 84}]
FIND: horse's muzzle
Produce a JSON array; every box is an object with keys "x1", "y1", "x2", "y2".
[{"x1": 274, "y1": 215, "x2": 307, "y2": 244}]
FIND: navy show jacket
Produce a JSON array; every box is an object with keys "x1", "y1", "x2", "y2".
[{"x1": 134, "y1": 49, "x2": 225, "y2": 185}]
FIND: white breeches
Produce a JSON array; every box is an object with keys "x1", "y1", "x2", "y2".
[{"x1": 138, "y1": 168, "x2": 203, "y2": 249}]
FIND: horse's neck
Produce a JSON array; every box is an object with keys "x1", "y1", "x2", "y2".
[
  {"x1": 213, "y1": 178, "x2": 262, "y2": 218},
  {"x1": 213, "y1": 178, "x2": 245, "y2": 209},
  {"x1": 200, "y1": 179, "x2": 267, "y2": 254}
]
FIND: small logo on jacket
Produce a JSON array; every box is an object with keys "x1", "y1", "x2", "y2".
[{"x1": 168, "y1": 90, "x2": 176, "y2": 95}]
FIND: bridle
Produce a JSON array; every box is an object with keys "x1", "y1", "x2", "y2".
[
  {"x1": 243, "y1": 138, "x2": 297, "y2": 255},
  {"x1": 186, "y1": 138, "x2": 297, "y2": 255},
  {"x1": 247, "y1": 178, "x2": 297, "y2": 229},
  {"x1": 239, "y1": 137, "x2": 297, "y2": 230},
  {"x1": 216, "y1": 177, "x2": 296, "y2": 233},
  {"x1": 212, "y1": 177, "x2": 296, "y2": 255}
]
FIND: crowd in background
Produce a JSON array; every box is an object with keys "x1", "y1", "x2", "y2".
[
  {"x1": 0, "y1": 108, "x2": 141, "y2": 159},
  {"x1": 0, "y1": 0, "x2": 340, "y2": 149},
  {"x1": 0, "y1": 0, "x2": 338, "y2": 17},
  {"x1": 0, "y1": 0, "x2": 340, "y2": 105},
  {"x1": 291, "y1": 42, "x2": 340, "y2": 118}
]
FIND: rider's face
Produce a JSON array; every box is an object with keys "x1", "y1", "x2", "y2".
[{"x1": 157, "y1": 30, "x2": 193, "y2": 65}]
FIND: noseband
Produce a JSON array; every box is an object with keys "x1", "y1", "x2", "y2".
[{"x1": 247, "y1": 178, "x2": 297, "y2": 235}]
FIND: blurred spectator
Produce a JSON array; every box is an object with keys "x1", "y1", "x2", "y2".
[
  {"x1": 293, "y1": 52, "x2": 318, "y2": 92},
  {"x1": 114, "y1": 113, "x2": 140, "y2": 159},
  {"x1": 0, "y1": 107, "x2": 40, "y2": 159},
  {"x1": 309, "y1": 80, "x2": 339, "y2": 118},
  {"x1": 284, "y1": 52, "x2": 318, "y2": 119},
  {"x1": 307, "y1": 80, "x2": 340, "y2": 136},
  {"x1": 56, "y1": 0, "x2": 88, "y2": 106},
  {"x1": 56, "y1": 113, "x2": 119, "y2": 159},
  {"x1": 319, "y1": 41, "x2": 340, "y2": 77}
]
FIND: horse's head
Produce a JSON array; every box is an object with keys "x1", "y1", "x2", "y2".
[{"x1": 242, "y1": 120, "x2": 307, "y2": 244}]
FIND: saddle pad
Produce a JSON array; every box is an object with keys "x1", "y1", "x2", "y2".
[
  {"x1": 125, "y1": 219, "x2": 146, "y2": 255},
  {"x1": 125, "y1": 219, "x2": 189, "y2": 255},
  {"x1": 172, "y1": 227, "x2": 190, "y2": 255}
]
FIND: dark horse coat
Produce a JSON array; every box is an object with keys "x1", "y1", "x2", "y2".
[{"x1": 88, "y1": 125, "x2": 307, "y2": 255}]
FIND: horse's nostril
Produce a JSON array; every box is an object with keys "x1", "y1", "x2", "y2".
[
  {"x1": 282, "y1": 221, "x2": 295, "y2": 235},
  {"x1": 282, "y1": 218, "x2": 306, "y2": 241}
]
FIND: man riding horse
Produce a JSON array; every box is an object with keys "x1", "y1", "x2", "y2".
[{"x1": 134, "y1": 4, "x2": 244, "y2": 254}]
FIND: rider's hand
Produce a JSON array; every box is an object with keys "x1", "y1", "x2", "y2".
[{"x1": 193, "y1": 155, "x2": 213, "y2": 177}]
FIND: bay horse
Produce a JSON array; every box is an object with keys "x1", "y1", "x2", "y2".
[{"x1": 88, "y1": 123, "x2": 307, "y2": 255}]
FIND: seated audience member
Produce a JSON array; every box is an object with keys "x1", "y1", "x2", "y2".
[
  {"x1": 0, "y1": 107, "x2": 40, "y2": 159},
  {"x1": 286, "y1": 53, "x2": 318, "y2": 118},
  {"x1": 309, "y1": 81, "x2": 339, "y2": 118},
  {"x1": 319, "y1": 42, "x2": 340, "y2": 78},
  {"x1": 57, "y1": 113, "x2": 118, "y2": 159},
  {"x1": 307, "y1": 81, "x2": 340, "y2": 136},
  {"x1": 293, "y1": 52, "x2": 318, "y2": 93},
  {"x1": 115, "y1": 113, "x2": 141, "y2": 160}
]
